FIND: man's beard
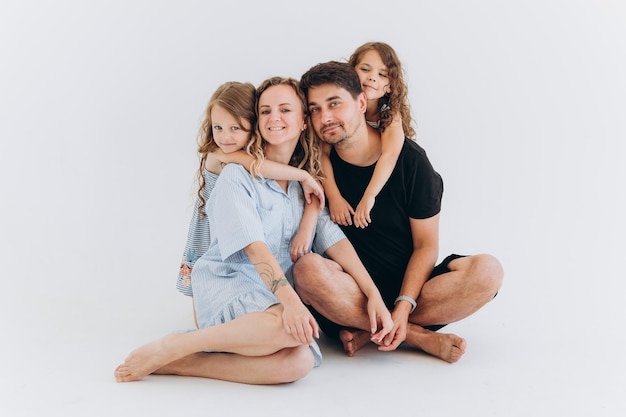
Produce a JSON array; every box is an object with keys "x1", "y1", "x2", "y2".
[
  {"x1": 319, "y1": 122, "x2": 346, "y2": 145},
  {"x1": 319, "y1": 117, "x2": 362, "y2": 148}
]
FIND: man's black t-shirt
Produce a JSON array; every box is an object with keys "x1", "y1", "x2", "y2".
[{"x1": 330, "y1": 138, "x2": 444, "y2": 305}]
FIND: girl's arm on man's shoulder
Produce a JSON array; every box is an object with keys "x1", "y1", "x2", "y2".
[
  {"x1": 352, "y1": 114, "x2": 405, "y2": 228},
  {"x1": 322, "y1": 143, "x2": 354, "y2": 226},
  {"x1": 363, "y1": 113, "x2": 405, "y2": 201}
]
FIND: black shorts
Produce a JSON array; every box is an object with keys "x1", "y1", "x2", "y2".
[{"x1": 309, "y1": 253, "x2": 466, "y2": 340}]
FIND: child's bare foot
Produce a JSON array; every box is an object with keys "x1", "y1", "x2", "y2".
[
  {"x1": 114, "y1": 334, "x2": 182, "y2": 382},
  {"x1": 408, "y1": 327, "x2": 466, "y2": 363},
  {"x1": 339, "y1": 328, "x2": 371, "y2": 357}
]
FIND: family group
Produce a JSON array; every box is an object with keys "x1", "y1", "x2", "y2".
[{"x1": 114, "y1": 42, "x2": 503, "y2": 385}]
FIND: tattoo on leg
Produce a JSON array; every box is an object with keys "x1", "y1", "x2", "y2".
[{"x1": 255, "y1": 262, "x2": 288, "y2": 294}]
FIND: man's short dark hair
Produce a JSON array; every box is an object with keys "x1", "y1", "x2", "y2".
[{"x1": 300, "y1": 61, "x2": 363, "y2": 100}]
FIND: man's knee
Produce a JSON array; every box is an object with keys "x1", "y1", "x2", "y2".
[
  {"x1": 293, "y1": 253, "x2": 320, "y2": 299},
  {"x1": 472, "y1": 254, "x2": 504, "y2": 295},
  {"x1": 293, "y1": 253, "x2": 327, "y2": 286},
  {"x1": 293, "y1": 253, "x2": 337, "y2": 302},
  {"x1": 294, "y1": 252, "x2": 322, "y2": 274}
]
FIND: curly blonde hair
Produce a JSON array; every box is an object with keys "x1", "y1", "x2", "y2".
[{"x1": 246, "y1": 77, "x2": 324, "y2": 182}]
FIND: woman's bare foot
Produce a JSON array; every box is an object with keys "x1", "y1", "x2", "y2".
[
  {"x1": 407, "y1": 327, "x2": 466, "y2": 363},
  {"x1": 114, "y1": 334, "x2": 183, "y2": 382},
  {"x1": 339, "y1": 328, "x2": 372, "y2": 357}
]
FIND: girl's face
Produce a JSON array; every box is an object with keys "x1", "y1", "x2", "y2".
[
  {"x1": 354, "y1": 49, "x2": 391, "y2": 101},
  {"x1": 210, "y1": 104, "x2": 252, "y2": 154},
  {"x1": 257, "y1": 84, "x2": 306, "y2": 147}
]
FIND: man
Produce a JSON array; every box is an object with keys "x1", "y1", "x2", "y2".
[{"x1": 293, "y1": 61, "x2": 503, "y2": 363}]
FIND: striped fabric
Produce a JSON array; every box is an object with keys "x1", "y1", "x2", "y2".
[
  {"x1": 190, "y1": 164, "x2": 345, "y2": 329},
  {"x1": 176, "y1": 169, "x2": 218, "y2": 297}
]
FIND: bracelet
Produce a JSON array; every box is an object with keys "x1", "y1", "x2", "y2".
[{"x1": 394, "y1": 295, "x2": 417, "y2": 314}]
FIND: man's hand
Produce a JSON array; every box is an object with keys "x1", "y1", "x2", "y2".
[{"x1": 377, "y1": 306, "x2": 411, "y2": 351}]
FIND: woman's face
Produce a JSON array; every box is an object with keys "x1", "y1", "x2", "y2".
[
  {"x1": 210, "y1": 104, "x2": 252, "y2": 154},
  {"x1": 257, "y1": 84, "x2": 306, "y2": 147}
]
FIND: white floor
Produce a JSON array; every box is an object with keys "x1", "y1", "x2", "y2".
[
  {"x1": 2, "y1": 1, "x2": 625, "y2": 416},
  {"x1": 2, "y1": 265, "x2": 625, "y2": 417}
]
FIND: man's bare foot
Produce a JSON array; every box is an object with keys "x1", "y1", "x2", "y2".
[
  {"x1": 114, "y1": 334, "x2": 182, "y2": 382},
  {"x1": 407, "y1": 327, "x2": 466, "y2": 363},
  {"x1": 339, "y1": 328, "x2": 371, "y2": 357}
]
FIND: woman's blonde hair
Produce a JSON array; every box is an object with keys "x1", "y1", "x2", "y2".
[{"x1": 247, "y1": 77, "x2": 323, "y2": 182}]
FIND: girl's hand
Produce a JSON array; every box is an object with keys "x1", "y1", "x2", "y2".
[
  {"x1": 328, "y1": 195, "x2": 355, "y2": 226},
  {"x1": 290, "y1": 232, "x2": 311, "y2": 263},
  {"x1": 301, "y1": 175, "x2": 325, "y2": 209},
  {"x1": 282, "y1": 302, "x2": 319, "y2": 345},
  {"x1": 353, "y1": 195, "x2": 375, "y2": 228}
]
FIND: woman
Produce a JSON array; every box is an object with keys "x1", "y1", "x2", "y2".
[
  {"x1": 114, "y1": 77, "x2": 392, "y2": 385},
  {"x1": 177, "y1": 81, "x2": 325, "y2": 299}
]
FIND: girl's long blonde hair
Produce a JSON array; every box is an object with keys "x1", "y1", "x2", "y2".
[{"x1": 195, "y1": 81, "x2": 257, "y2": 215}]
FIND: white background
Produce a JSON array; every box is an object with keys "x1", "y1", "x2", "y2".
[{"x1": 1, "y1": 0, "x2": 625, "y2": 415}]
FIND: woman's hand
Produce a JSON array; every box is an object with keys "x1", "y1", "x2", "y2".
[
  {"x1": 366, "y1": 296, "x2": 394, "y2": 345},
  {"x1": 282, "y1": 301, "x2": 319, "y2": 345}
]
